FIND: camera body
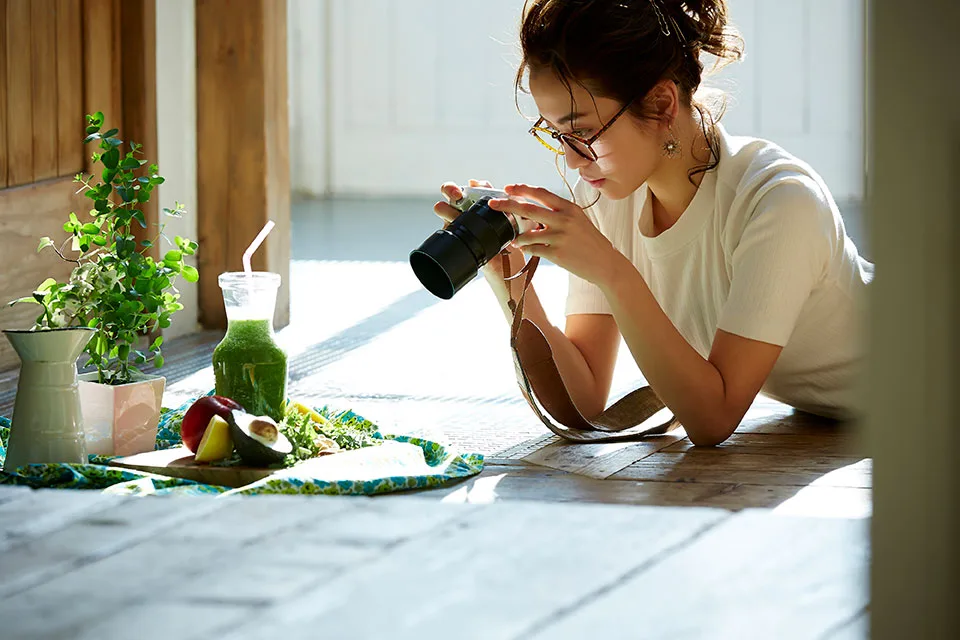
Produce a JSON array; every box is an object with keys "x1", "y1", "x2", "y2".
[
  {"x1": 410, "y1": 186, "x2": 521, "y2": 300},
  {"x1": 452, "y1": 186, "x2": 509, "y2": 213}
]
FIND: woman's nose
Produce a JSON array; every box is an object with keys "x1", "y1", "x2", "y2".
[{"x1": 562, "y1": 144, "x2": 592, "y2": 169}]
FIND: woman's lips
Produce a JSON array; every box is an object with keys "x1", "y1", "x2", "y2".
[{"x1": 584, "y1": 177, "x2": 606, "y2": 188}]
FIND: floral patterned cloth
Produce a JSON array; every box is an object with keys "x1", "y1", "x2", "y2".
[{"x1": 0, "y1": 396, "x2": 484, "y2": 496}]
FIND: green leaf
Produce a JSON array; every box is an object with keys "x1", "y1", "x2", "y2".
[
  {"x1": 102, "y1": 147, "x2": 120, "y2": 169},
  {"x1": 83, "y1": 132, "x2": 102, "y2": 144},
  {"x1": 163, "y1": 250, "x2": 183, "y2": 263},
  {"x1": 92, "y1": 235, "x2": 107, "y2": 247},
  {"x1": 8, "y1": 296, "x2": 40, "y2": 307},
  {"x1": 69, "y1": 212, "x2": 80, "y2": 225},
  {"x1": 81, "y1": 223, "x2": 100, "y2": 234},
  {"x1": 141, "y1": 239, "x2": 153, "y2": 248},
  {"x1": 105, "y1": 137, "x2": 122, "y2": 148},
  {"x1": 117, "y1": 344, "x2": 130, "y2": 361},
  {"x1": 151, "y1": 336, "x2": 164, "y2": 351},
  {"x1": 181, "y1": 264, "x2": 199, "y2": 283},
  {"x1": 87, "y1": 318, "x2": 98, "y2": 328},
  {"x1": 37, "y1": 278, "x2": 58, "y2": 293},
  {"x1": 120, "y1": 157, "x2": 140, "y2": 170},
  {"x1": 103, "y1": 128, "x2": 119, "y2": 138},
  {"x1": 153, "y1": 355, "x2": 165, "y2": 369},
  {"x1": 95, "y1": 199, "x2": 110, "y2": 213},
  {"x1": 37, "y1": 237, "x2": 54, "y2": 252}
]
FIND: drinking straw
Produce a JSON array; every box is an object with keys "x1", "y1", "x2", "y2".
[{"x1": 242, "y1": 220, "x2": 276, "y2": 274}]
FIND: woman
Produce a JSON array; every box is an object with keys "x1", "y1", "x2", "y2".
[{"x1": 434, "y1": 0, "x2": 871, "y2": 446}]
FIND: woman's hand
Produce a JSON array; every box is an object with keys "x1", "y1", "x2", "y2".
[
  {"x1": 489, "y1": 183, "x2": 623, "y2": 287},
  {"x1": 434, "y1": 179, "x2": 525, "y2": 278}
]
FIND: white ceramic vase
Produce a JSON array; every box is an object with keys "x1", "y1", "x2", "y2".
[{"x1": 3, "y1": 328, "x2": 95, "y2": 471}]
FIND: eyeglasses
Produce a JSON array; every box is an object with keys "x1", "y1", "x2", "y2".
[{"x1": 528, "y1": 98, "x2": 637, "y2": 162}]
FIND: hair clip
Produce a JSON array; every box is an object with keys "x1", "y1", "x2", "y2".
[{"x1": 649, "y1": 0, "x2": 679, "y2": 38}]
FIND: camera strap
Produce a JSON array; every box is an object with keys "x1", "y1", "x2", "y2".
[{"x1": 503, "y1": 252, "x2": 682, "y2": 442}]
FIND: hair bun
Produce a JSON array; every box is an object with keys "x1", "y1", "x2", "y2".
[{"x1": 662, "y1": 0, "x2": 743, "y2": 66}]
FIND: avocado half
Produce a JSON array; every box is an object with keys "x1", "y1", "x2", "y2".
[{"x1": 227, "y1": 410, "x2": 293, "y2": 466}]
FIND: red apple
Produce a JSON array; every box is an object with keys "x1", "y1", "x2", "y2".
[{"x1": 181, "y1": 395, "x2": 243, "y2": 453}]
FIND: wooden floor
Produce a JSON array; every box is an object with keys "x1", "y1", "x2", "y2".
[
  {"x1": 0, "y1": 487, "x2": 869, "y2": 640},
  {"x1": 415, "y1": 396, "x2": 870, "y2": 518}
]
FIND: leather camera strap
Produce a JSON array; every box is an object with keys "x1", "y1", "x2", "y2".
[{"x1": 503, "y1": 252, "x2": 682, "y2": 442}]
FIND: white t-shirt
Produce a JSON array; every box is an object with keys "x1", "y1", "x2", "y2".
[{"x1": 565, "y1": 124, "x2": 872, "y2": 419}]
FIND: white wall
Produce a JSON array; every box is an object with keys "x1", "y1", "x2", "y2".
[
  {"x1": 156, "y1": 0, "x2": 199, "y2": 339},
  {"x1": 289, "y1": 0, "x2": 865, "y2": 201}
]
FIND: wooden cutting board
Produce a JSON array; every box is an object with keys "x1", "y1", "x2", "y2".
[{"x1": 109, "y1": 446, "x2": 281, "y2": 488}]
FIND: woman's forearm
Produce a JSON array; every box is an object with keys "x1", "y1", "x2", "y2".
[
  {"x1": 481, "y1": 260, "x2": 606, "y2": 416},
  {"x1": 599, "y1": 253, "x2": 731, "y2": 443}
]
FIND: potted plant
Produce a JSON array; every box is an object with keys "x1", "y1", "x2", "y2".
[{"x1": 7, "y1": 112, "x2": 198, "y2": 457}]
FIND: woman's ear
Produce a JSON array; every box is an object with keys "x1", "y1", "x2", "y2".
[{"x1": 649, "y1": 79, "x2": 680, "y2": 127}]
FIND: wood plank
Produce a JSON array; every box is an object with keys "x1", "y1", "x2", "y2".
[
  {"x1": 0, "y1": 492, "x2": 229, "y2": 599},
  {"x1": 0, "y1": 497, "x2": 462, "y2": 636},
  {"x1": 522, "y1": 433, "x2": 684, "y2": 479},
  {"x1": 523, "y1": 510, "x2": 869, "y2": 639},
  {"x1": 0, "y1": 177, "x2": 89, "y2": 369},
  {"x1": 696, "y1": 483, "x2": 872, "y2": 518},
  {"x1": 0, "y1": 0, "x2": 7, "y2": 188},
  {"x1": 663, "y1": 431, "x2": 861, "y2": 457},
  {"x1": 222, "y1": 500, "x2": 728, "y2": 639},
  {"x1": 401, "y1": 463, "x2": 744, "y2": 507},
  {"x1": 30, "y1": 0, "x2": 59, "y2": 181},
  {"x1": 613, "y1": 451, "x2": 872, "y2": 488},
  {"x1": 118, "y1": 0, "x2": 158, "y2": 259},
  {"x1": 196, "y1": 0, "x2": 290, "y2": 330},
  {"x1": 0, "y1": 489, "x2": 126, "y2": 551},
  {"x1": 5, "y1": 0, "x2": 33, "y2": 187},
  {"x1": 55, "y1": 0, "x2": 84, "y2": 176},
  {"x1": 82, "y1": 0, "x2": 122, "y2": 174}
]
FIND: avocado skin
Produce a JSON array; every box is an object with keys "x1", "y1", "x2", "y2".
[{"x1": 228, "y1": 410, "x2": 293, "y2": 466}]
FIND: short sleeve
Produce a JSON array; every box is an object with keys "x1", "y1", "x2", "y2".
[
  {"x1": 565, "y1": 182, "x2": 614, "y2": 316},
  {"x1": 717, "y1": 176, "x2": 836, "y2": 346}
]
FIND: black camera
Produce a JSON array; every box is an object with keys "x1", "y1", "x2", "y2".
[{"x1": 410, "y1": 187, "x2": 518, "y2": 300}]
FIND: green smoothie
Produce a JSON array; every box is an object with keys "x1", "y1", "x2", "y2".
[{"x1": 212, "y1": 319, "x2": 288, "y2": 422}]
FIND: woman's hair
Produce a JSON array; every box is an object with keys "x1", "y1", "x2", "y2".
[{"x1": 516, "y1": 0, "x2": 743, "y2": 182}]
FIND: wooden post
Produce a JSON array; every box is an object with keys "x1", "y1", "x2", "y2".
[
  {"x1": 868, "y1": 0, "x2": 960, "y2": 636},
  {"x1": 195, "y1": 0, "x2": 291, "y2": 330}
]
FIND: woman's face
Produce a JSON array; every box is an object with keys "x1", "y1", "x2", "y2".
[{"x1": 528, "y1": 69, "x2": 663, "y2": 200}]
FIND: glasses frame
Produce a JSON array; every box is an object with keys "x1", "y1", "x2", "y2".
[{"x1": 528, "y1": 97, "x2": 637, "y2": 161}]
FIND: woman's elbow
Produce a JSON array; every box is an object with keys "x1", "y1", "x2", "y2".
[{"x1": 685, "y1": 417, "x2": 738, "y2": 447}]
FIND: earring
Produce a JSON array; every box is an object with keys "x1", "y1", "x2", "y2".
[{"x1": 662, "y1": 125, "x2": 681, "y2": 159}]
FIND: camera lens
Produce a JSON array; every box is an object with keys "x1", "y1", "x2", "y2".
[{"x1": 410, "y1": 197, "x2": 516, "y2": 299}]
